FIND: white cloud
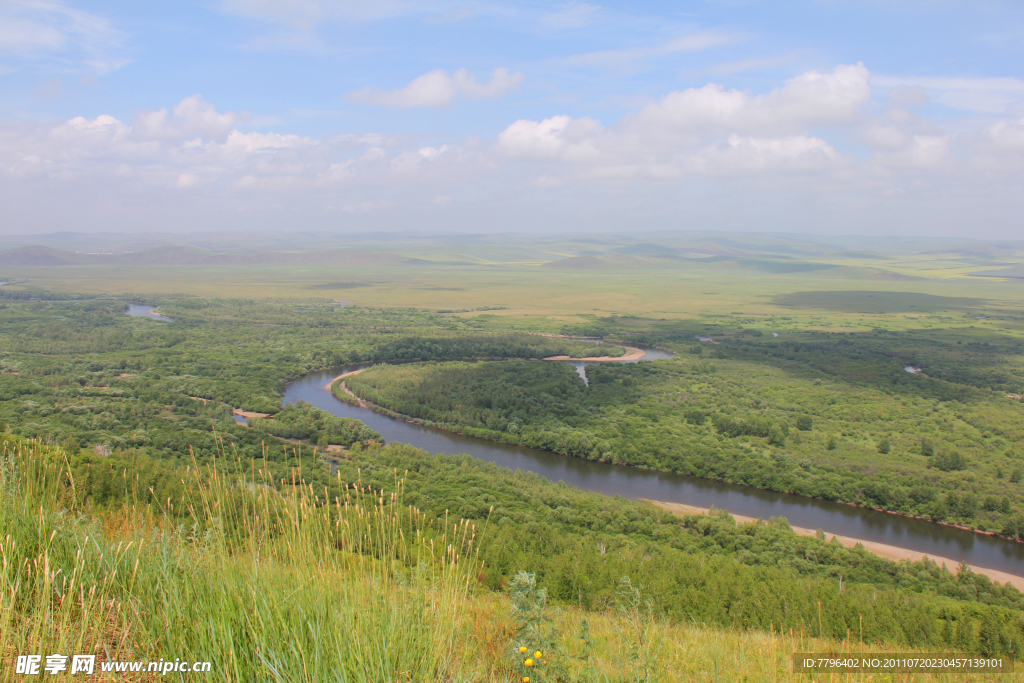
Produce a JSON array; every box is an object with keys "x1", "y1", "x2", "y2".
[
  {"x1": 872, "y1": 75, "x2": 1024, "y2": 114},
  {"x1": 956, "y1": 116, "x2": 1024, "y2": 172},
  {"x1": 0, "y1": 94, "x2": 482, "y2": 198},
  {"x1": 497, "y1": 64, "x2": 866, "y2": 178},
  {"x1": 862, "y1": 125, "x2": 910, "y2": 150},
  {"x1": 700, "y1": 135, "x2": 841, "y2": 174},
  {"x1": 176, "y1": 173, "x2": 200, "y2": 188},
  {"x1": 540, "y1": 2, "x2": 600, "y2": 29},
  {"x1": 424, "y1": 9, "x2": 474, "y2": 24},
  {"x1": 0, "y1": 0, "x2": 127, "y2": 73},
  {"x1": 987, "y1": 117, "x2": 1024, "y2": 151},
  {"x1": 348, "y1": 67, "x2": 523, "y2": 108},
  {"x1": 0, "y1": 15, "x2": 64, "y2": 52},
  {"x1": 4, "y1": 67, "x2": 1024, "y2": 237},
  {"x1": 217, "y1": 0, "x2": 421, "y2": 27},
  {"x1": 871, "y1": 135, "x2": 951, "y2": 170},
  {"x1": 131, "y1": 95, "x2": 244, "y2": 143},
  {"x1": 695, "y1": 52, "x2": 803, "y2": 78},
  {"x1": 561, "y1": 31, "x2": 743, "y2": 70},
  {"x1": 631, "y1": 63, "x2": 871, "y2": 136},
  {"x1": 497, "y1": 115, "x2": 602, "y2": 161}
]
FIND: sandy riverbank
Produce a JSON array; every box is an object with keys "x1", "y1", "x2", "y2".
[
  {"x1": 649, "y1": 500, "x2": 1024, "y2": 591},
  {"x1": 232, "y1": 408, "x2": 272, "y2": 419},
  {"x1": 324, "y1": 367, "x2": 368, "y2": 391},
  {"x1": 325, "y1": 368, "x2": 372, "y2": 407},
  {"x1": 543, "y1": 346, "x2": 646, "y2": 362}
]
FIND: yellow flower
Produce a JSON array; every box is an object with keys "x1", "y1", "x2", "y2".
[
  {"x1": 534, "y1": 650, "x2": 543, "y2": 659},
  {"x1": 518, "y1": 646, "x2": 527, "y2": 654},
  {"x1": 524, "y1": 658, "x2": 534, "y2": 667},
  {"x1": 522, "y1": 678, "x2": 530, "y2": 683}
]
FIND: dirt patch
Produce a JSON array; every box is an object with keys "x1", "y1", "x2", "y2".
[
  {"x1": 648, "y1": 500, "x2": 1024, "y2": 592},
  {"x1": 232, "y1": 408, "x2": 271, "y2": 419}
]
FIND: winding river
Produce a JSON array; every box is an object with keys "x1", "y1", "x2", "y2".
[{"x1": 282, "y1": 346, "x2": 1024, "y2": 578}]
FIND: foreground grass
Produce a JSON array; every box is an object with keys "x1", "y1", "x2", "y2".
[{"x1": 0, "y1": 437, "x2": 1017, "y2": 682}]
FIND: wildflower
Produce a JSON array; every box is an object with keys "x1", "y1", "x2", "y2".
[
  {"x1": 522, "y1": 678, "x2": 530, "y2": 683},
  {"x1": 534, "y1": 650, "x2": 542, "y2": 659},
  {"x1": 524, "y1": 658, "x2": 534, "y2": 667},
  {"x1": 518, "y1": 646, "x2": 527, "y2": 654}
]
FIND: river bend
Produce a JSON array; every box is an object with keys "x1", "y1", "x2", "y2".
[{"x1": 282, "y1": 348, "x2": 1024, "y2": 578}]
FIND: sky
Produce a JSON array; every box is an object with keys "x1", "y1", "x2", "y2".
[{"x1": 1, "y1": 0, "x2": 1023, "y2": 239}]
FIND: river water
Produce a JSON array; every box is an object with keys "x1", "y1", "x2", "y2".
[
  {"x1": 282, "y1": 348, "x2": 1024, "y2": 577},
  {"x1": 127, "y1": 304, "x2": 174, "y2": 322}
]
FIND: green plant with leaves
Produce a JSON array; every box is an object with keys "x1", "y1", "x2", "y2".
[{"x1": 614, "y1": 576, "x2": 655, "y2": 682}]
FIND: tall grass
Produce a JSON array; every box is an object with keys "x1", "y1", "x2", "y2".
[
  {"x1": 0, "y1": 436, "x2": 1016, "y2": 682},
  {"x1": 1, "y1": 438, "x2": 479, "y2": 681}
]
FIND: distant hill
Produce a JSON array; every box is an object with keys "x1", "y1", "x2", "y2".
[
  {"x1": 969, "y1": 265, "x2": 1024, "y2": 279},
  {"x1": 541, "y1": 256, "x2": 609, "y2": 268},
  {"x1": 540, "y1": 254, "x2": 667, "y2": 269},
  {"x1": 0, "y1": 246, "x2": 94, "y2": 266},
  {"x1": 0, "y1": 246, "x2": 428, "y2": 267},
  {"x1": 113, "y1": 246, "x2": 214, "y2": 265},
  {"x1": 612, "y1": 242, "x2": 682, "y2": 257}
]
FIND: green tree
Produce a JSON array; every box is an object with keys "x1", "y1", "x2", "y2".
[
  {"x1": 977, "y1": 612, "x2": 1004, "y2": 656},
  {"x1": 955, "y1": 615, "x2": 975, "y2": 653},
  {"x1": 768, "y1": 424, "x2": 788, "y2": 446}
]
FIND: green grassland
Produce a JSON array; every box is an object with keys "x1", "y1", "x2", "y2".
[
  {"x1": 3, "y1": 234, "x2": 1024, "y2": 334},
  {"x1": 3, "y1": 233, "x2": 1024, "y2": 676}
]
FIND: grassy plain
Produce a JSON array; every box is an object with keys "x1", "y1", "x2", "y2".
[
  {"x1": 4, "y1": 257, "x2": 1024, "y2": 332},
  {"x1": 4, "y1": 233, "x2": 1024, "y2": 675}
]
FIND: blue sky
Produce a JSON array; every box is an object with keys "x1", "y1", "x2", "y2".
[{"x1": 2, "y1": 0, "x2": 1023, "y2": 237}]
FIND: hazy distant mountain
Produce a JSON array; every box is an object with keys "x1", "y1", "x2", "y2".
[{"x1": 0, "y1": 245, "x2": 427, "y2": 267}]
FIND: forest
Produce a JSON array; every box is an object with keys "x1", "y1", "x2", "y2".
[
  {"x1": 344, "y1": 329, "x2": 1024, "y2": 538},
  {"x1": 3, "y1": 295, "x2": 1023, "y2": 535},
  {"x1": 0, "y1": 297, "x2": 614, "y2": 461}
]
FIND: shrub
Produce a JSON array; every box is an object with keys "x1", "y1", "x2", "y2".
[{"x1": 933, "y1": 450, "x2": 967, "y2": 472}]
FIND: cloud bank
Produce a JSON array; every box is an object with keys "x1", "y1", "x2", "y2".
[{"x1": 3, "y1": 64, "x2": 1024, "y2": 236}]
